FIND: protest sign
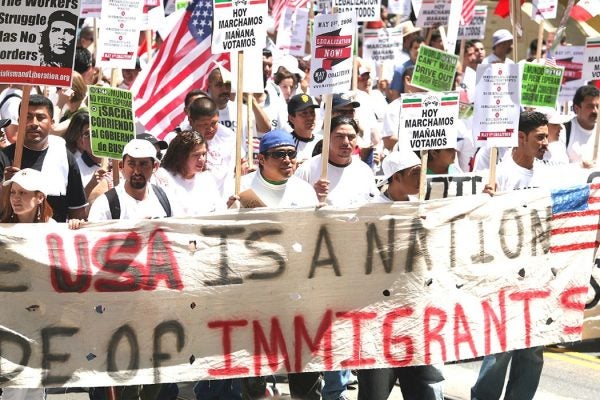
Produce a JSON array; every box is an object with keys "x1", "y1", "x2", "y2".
[
  {"x1": 310, "y1": 12, "x2": 356, "y2": 96},
  {"x1": 553, "y1": 46, "x2": 585, "y2": 103},
  {"x1": 142, "y1": 0, "x2": 165, "y2": 30},
  {"x1": 473, "y1": 63, "x2": 520, "y2": 148},
  {"x1": 88, "y1": 86, "x2": 135, "y2": 159},
  {"x1": 362, "y1": 27, "x2": 403, "y2": 64},
  {"x1": 0, "y1": 3, "x2": 81, "y2": 87},
  {"x1": 96, "y1": 0, "x2": 144, "y2": 68},
  {"x1": 415, "y1": 0, "x2": 451, "y2": 28},
  {"x1": 521, "y1": 62, "x2": 564, "y2": 108},
  {"x1": 388, "y1": 0, "x2": 411, "y2": 20},
  {"x1": 0, "y1": 187, "x2": 595, "y2": 387},
  {"x1": 400, "y1": 91, "x2": 459, "y2": 151},
  {"x1": 230, "y1": 47, "x2": 264, "y2": 93},
  {"x1": 212, "y1": 0, "x2": 268, "y2": 54},
  {"x1": 458, "y1": 6, "x2": 487, "y2": 40},
  {"x1": 532, "y1": 0, "x2": 558, "y2": 21},
  {"x1": 332, "y1": 0, "x2": 380, "y2": 22},
  {"x1": 425, "y1": 173, "x2": 487, "y2": 200},
  {"x1": 412, "y1": 45, "x2": 458, "y2": 92},
  {"x1": 81, "y1": 0, "x2": 102, "y2": 18},
  {"x1": 582, "y1": 37, "x2": 600, "y2": 81},
  {"x1": 276, "y1": 7, "x2": 309, "y2": 56}
]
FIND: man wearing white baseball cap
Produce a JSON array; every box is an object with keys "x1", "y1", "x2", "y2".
[
  {"x1": 357, "y1": 150, "x2": 445, "y2": 400},
  {"x1": 87, "y1": 138, "x2": 173, "y2": 221},
  {"x1": 482, "y1": 29, "x2": 514, "y2": 64}
]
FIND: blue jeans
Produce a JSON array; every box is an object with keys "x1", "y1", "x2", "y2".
[
  {"x1": 321, "y1": 370, "x2": 351, "y2": 400},
  {"x1": 357, "y1": 365, "x2": 444, "y2": 400},
  {"x1": 193, "y1": 379, "x2": 242, "y2": 400},
  {"x1": 471, "y1": 346, "x2": 544, "y2": 400}
]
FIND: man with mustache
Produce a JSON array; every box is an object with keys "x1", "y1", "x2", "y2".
[
  {"x1": 87, "y1": 138, "x2": 172, "y2": 221},
  {"x1": 39, "y1": 10, "x2": 78, "y2": 68},
  {"x1": 566, "y1": 84, "x2": 600, "y2": 166}
]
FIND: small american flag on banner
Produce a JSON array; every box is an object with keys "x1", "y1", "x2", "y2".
[
  {"x1": 461, "y1": 0, "x2": 477, "y2": 25},
  {"x1": 132, "y1": 0, "x2": 229, "y2": 139},
  {"x1": 550, "y1": 183, "x2": 600, "y2": 253}
]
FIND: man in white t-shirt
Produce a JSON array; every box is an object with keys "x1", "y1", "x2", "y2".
[
  {"x1": 239, "y1": 129, "x2": 318, "y2": 208},
  {"x1": 0, "y1": 85, "x2": 23, "y2": 144},
  {"x1": 482, "y1": 29, "x2": 514, "y2": 65},
  {"x1": 566, "y1": 84, "x2": 600, "y2": 165},
  {"x1": 88, "y1": 139, "x2": 172, "y2": 221},
  {"x1": 472, "y1": 111, "x2": 549, "y2": 400},
  {"x1": 287, "y1": 93, "x2": 322, "y2": 163},
  {"x1": 296, "y1": 116, "x2": 377, "y2": 207}
]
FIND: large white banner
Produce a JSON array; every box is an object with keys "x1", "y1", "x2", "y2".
[
  {"x1": 212, "y1": 0, "x2": 268, "y2": 53},
  {"x1": 0, "y1": 188, "x2": 596, "y2": 388}
]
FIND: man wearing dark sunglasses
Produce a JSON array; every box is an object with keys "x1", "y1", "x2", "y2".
[{"x1": 236, "y1": 129, "x2": 319, "y2": 208}]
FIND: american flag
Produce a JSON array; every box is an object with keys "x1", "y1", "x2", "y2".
[
  {"x1": 132, "y1": 0, "x2": 229, "y2": 139},
  {"x1": 461, "y1": 0, "x2": 477, "y2": 26},
  {"x1": 271, "y1": 0, "x2": 310, "y2": 33},
  {"x1": 549, "y1": 184, "x2": 600, "y2": 253}
]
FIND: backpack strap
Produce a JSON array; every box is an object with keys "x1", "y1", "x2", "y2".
[
  {"x1": 151, "y1": 184, "x2": 172, "y2": 217},
  {"x1": 564, "y1": 120, "x2": 572, "y2": 147},
  {"x1": 104, "y1": 188, "x2": 120, "y2": 220}
]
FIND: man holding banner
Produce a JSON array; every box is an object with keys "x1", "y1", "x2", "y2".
[{"x1": 472, "y1": 111, "x2": 550, "y2": 400}]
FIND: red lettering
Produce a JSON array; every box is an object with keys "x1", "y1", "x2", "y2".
[
  {"x1": 424, "y1": 306, "x2": 447, "y2": 364},
  {"x1": 382, "y1": 307, "x2": 414, "y2": 367},
  {"x1": 93, "y1": 233, "x2": 146, "y2": 292},
  {"x1": 482, "y1": 289, "x2": 507, "y2": 354},
  {"x1": 144, "y1": 229, "x2": 183, "y2": 290},
  {"x1": 336, "y1": 311, "x2": 376, "y2": 368},
  {"x1": 253, "y1": 318, "x2": 291, "y2": 375},
  {"x1": 293, "y1": 310, "x2": 333, "y2": 372},
  {"x1": 207, "y1": 319, "x2": 249, "y2": 376},
  {"x1": 47, "y1": 233, "x2": 91, "y2": 293},
  {"x1": 509, "y1": 289, "x2": 550, "y2": 347},
  {"x1": 559, "y1": 286, "x2": 588, "y2": 335},
  {"x1": 453, "y1": 304, "x2": 477, "y2": 360}
]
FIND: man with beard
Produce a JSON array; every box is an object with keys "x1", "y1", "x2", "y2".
[
  {"x1": 39, "y1": 10, "x2": 78, "y2": 68},
  {"x1": 87, "y1": 138, "x2": 172, "y2": 221}
]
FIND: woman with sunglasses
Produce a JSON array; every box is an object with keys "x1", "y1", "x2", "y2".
[{"x1": 155, "y1": 130, "x2": 224, "y2": 216}]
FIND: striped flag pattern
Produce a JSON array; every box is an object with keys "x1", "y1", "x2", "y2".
[
  {"x1": 461, "y1": 0, "x2": 477, "y2": 25},
  {"x1": 132, "y1": 0, "x2": 229, "y2": 139},
  {"x1": 549, "y1": 183, "x2": 600, "y2": 253}
]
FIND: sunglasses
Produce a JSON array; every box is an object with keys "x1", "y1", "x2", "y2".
[{"x1": 265, "y1": 150, "x2": 297, "y2": 159}]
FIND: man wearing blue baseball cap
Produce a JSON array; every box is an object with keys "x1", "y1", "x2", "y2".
[{"x1": 236, "y1": 129, "x2": 318, "y2": 208}]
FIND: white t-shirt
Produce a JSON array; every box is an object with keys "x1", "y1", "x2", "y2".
[
  {"x1": 155, "y1": 168, "x2": 224, "y2": 216},
  {"x1": 88, "y1": 183, "x2": 169, "y2": 221},
  {"x1": 240, "y1": 171, "x2": 319, "y2": 208},
  {"x1": 566, "y1": 117, "x2": 597, "y2": 163},
  {"x1": 482, "y1": 54, "x2": 514, "y2": 64},
  {"x1": 206, "y1": 124, "x2": 237, "y2": 196},
  {"x1": 382, "y1": 97, "x2": 401, "y2": 141},
  {"x1": 74, "y1": 150, "x2": 100, "y2": 188},
  {"x1": 495, "y1": 153, "x2": 544, "y2": 191},
  {"x1": 294, "y1": 131, "x2": 323, "y2": 164},
  {"x1": 295, "y1": 154, "x2": 378, "y2": 206}
]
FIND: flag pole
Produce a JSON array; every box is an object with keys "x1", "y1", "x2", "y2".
[
  {"x1": 320, "y1": 94, "x2": 333, "y2": 182},
  {"x1": 247, "y1": 94, "x2": 254, "y2": 169},
  {"x1": 418, "y1": 150, "x2": 428, "y2": 200},
  {"x1": 235, "y1": 50, "x2": 244, "y2": 195},
  {"x1": 110, "y1": 70, "x2": 120, "y2": 188}
]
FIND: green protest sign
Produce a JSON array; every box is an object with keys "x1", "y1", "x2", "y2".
[
  {"x1": 412, "y1": 45, "x2": 458, "y2": 92},
  {"x1": 520, "y1": 62, "x2": 564, "y2": 108},
  {"x1": 88, "y1": 86, "x2": 135, "y2": 159}
]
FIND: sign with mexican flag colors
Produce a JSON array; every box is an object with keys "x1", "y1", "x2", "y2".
[
  {"x1": 400, "y1": 91, "x2": 459, "y2": 151},
  {"x1": 582, "y1": 37, "x2": 600, "y2": 82},
  {"x1": 212, "y1": 0, "x2": 268, "y2": 54}
]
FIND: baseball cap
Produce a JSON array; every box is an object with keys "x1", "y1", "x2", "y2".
[
  {"x1": 492, "y1": 29, "x2": 513, "y2": 48},
  {"x1": 137, "y1": 133, "x2": 168, "y2": 150},
  {"x1": 288, "y1": 94, "x2": 319, "y2": 114},
  {"x1": 259, "y1": 130, "x2": 296, "y2": 153},
  {"x1": 122, "y1": 138, "x2": 159, "y2": 161},
  {"x1": 3, "y1": 168, "x2": 48, "y2": 196},
  {"x1": 0, "y1": 119, "x2": 10, "y2": 129},
  {"x1": 332, "y1": 93, "x2": 360, "y2": 109},
  {"x1": 381, "y1": 149, "x2": 421, "y2": 182}
]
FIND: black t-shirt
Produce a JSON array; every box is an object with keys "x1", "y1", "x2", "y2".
[{"x1": 1, "y1": 144, "x2": 87, "y2": 222}]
